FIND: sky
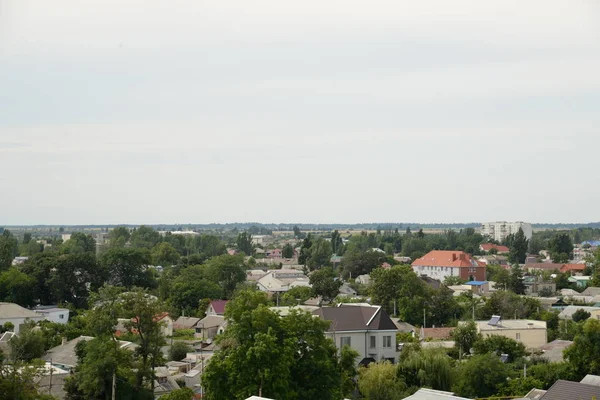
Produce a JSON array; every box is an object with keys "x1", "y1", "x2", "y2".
[{"x1": 1, "y1": 0, "x2": 599, "y2": 225}]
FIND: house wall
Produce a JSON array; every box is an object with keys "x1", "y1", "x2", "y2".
[
  {"x1": 479, "y1": 328, "x2": 547, "y2": 348},
  {"x1": 161, "y1": 317, "x2": 174, "y2": 337},
  {"x1": 42, "y1": 310, "x2": 70, "y2": 324},
  {"x1": 412, "y1": 266, "x2": 460, "y2": 281},
  {"x1": 325, "y1": 330, "x2": 397, "y2": 364},
  {"x1": 0, "y1": 316, "x2": 44, "y2": 334}
]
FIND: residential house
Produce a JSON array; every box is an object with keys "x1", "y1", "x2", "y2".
[
  {"x1": 581, "y1": 287, "x2": 600, "y2": 297},
  {"x1": 476, "y1": 254, "x2": 509, "y2": 266},
  {"x1": 173, "y1": 316, "x2": 201, "y2": 330},
  {"x1": 338, "y1": 283, "x2": 358, "y2": 297},
  {"x1": 154, "y1": 366, "x2": 181, "y2": 398},
  {"x1": 524, "y1": 263, "x2": 564, "y2": 273},
  {"x1": 246, "y1": 269, "x2": 268, "y2": 282},
  {"x1": 479, "y1": 243, "x2": 510, "y2": 254},
  {"x1": 43, "y1": 336, "x2": 136, "y2": 371},
  {"x1": 558, "y1": 305, "x2": 600, "y2": 320},
  {"x1": 355, "y1": 274, "x2": 371, "y2": 285},
  {"x1": 537, "y1": 340, "x2": 573, "y2": 363},
  {"x1": 266, "y1": 248, "x2": 283, "y2": 259},
  {"x1": 561, "y1": 263, "x2": 586, "y2": 275},
  {"x1": 33, "y1": 306, "x2": 70, "y2": 324},
  {"x1": 194, "y1": 315, "x2": 226, "y2": 340},
  {"x1": 313, "y1": 304, "x2": 398, "y2": 365},
  {"x1": 251, "y1": 235, "x2": 268, "y2": 246},
  {"x1": 11, "y1": 256, "x2": 28, "y2": 266},
  {"x1": 420, "y1": 327, "x2": 455, "y2": 341},
  {"x1": 390, "y1": 318, "x2": 415, "y2": 334},
  {"x1": 256, "y1": 269, "x2": 311, "y2": 295},
  {"x1": 419, "y1": 276, "x2": 443, "y2": 290},
  {"x1": 536, "y1": 379, "x2": 600, "y2": 400},
  {"x1": 404, "y1": 389, "x2": 469, "y2": 400},
  {"x1": 568, "y1": 275, "x2": 590, "y2": 288},
  {"x1": 465, "y1": 281, "x2": 490, "y2": 295},
  {"x1": 269, "y1": 305, "x2": 320, "y2": 316},
  {"x1": 206, "y1": 300, "x2": 228, "y2": 316},
  {"x1": 471, "y1": 316, "x2": 547, "y2": 348},
  {"x1": 0, "y1": 302, "x2": 45, "y2": 333},
  {"x1": 411, "y1": 251, "x2": 486, "y2": 282}
]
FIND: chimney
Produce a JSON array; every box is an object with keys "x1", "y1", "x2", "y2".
[
  {"x1": 459, "y1": 253, "x2": 466, "y2": 261},
  {"x1": 452, "y1": 254, "x2": 457, "y2": 262}
]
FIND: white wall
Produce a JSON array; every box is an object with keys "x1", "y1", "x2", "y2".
[
  {"x1": 412, "y1": 266, "x2": 459, "y2": 281},
  {"x1": 40, "y1": 310, "x2": 70, "y2": 324},
  {"x1": 0, "y1": 316, "x2": 44, "y2": 334},
  {"x1": 326, "y1": 330, "x2": 397, "y2": 364}
]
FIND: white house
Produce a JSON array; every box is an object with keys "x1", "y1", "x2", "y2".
[
  {"x1": 34, "y1": 306, "x2": 70, "y2": 324},
  {"x1": 313, "y1": 304, "x2": 398, "y2": 365},
  {"x1": 256, "y1": 269, "x2": 311, "y2": 294},
  {"x1": 0, "y1": 302, "x2": 45, "y2": 333}
]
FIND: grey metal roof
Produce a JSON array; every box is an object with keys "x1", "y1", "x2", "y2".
[
  {"x1": 580, "y1": 375, "x2": 600, "y2": 387},
  {"x1": 313, "y1": 305, "x2": 397, "y2": 332},
  {"x1": 403, "y1": 388, "x2": 469, "y2": 399},
  {"x1": 540, "y1": 380, "x2": 600, "y2": 400}
]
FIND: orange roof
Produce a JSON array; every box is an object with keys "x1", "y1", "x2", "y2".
[
  {"x1": 412, "y1": 250, "x2": 480, "y2": 268},
  {"x1": 480, "y1": 243, "x2": 510, "y2": 253},
  {"x1": 561, "y1": 264, "x2": 586, "y2": 272}
]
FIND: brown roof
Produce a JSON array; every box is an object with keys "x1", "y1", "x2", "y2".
[
  {"x1": 313, "y1": 305, "x2": 397, "y2": 332},
  {"x1": 540, "y1": 380, "x2": 600, "y2": 400},
  {"x1": 524, "y1": 263, "x2": 564, "y2": 271},
  {"x1": 480, "y1": 244, "x2": 510, "y2": 253},
  {"x1": 561, "y1": 264, "x2": 586, "y2": 272},
  {"x1": 421, "y1": 327, "x2": 454, "y2": 340}
]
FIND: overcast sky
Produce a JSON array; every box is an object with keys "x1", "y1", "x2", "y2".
[{"x1": 1, "y1": 1, "x2": 599, "y2": 225}]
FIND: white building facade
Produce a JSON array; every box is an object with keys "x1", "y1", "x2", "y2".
[{"x1": 480, "y1": 221, "x2": 533, "y2": 242}]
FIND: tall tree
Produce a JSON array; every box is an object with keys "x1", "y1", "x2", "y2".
[
  {"x1": 151, "y1": 242, "x2": 180, "y2": 266},
  {"x1": 101, "y1": 248, "x2": 156, "y2": 289},
  {"x1": 508, "y1": 264, "x2": 526, "y2": 294},
  {"x1": 282, "y1": 243, "x2": 294, "y2": 259},
  {"x1": 108, "y1": 226, "x2": 131, "y2": 248},
  {"x1": 564, "y1": 318, "x2": 600, "y2": 376},
  {"x1": 307, "y1": 237, "x2": 333, "y2": 270},
  {"x1": 236, "y1": 232, "x2": 254, "y2": 255},
  {"x1": 331, "y1": 230, "x2": 343, "y2": 255},
  {"x1": 508, "y1": 228, "x2": 528, "y2": 264},
  {"x1": 298, "y1": 234, "x2": 313, "y2": 265},
  {"x1": 130, "y1": 225, "x2": 161, "y2": 249},
  {"x1": 548, "y1": 233, "x2": 574, "y2": 263},
  {"x1": 0, "y1": 267, "x2": 36, "y2": 307},
  {"x1": 62, "y1": 232, "x2": 97, "y2": 254},
  {"x1": 205, "y1": 254, "x2": 246, "y2": 299},
  {"x1": 451, "y1": 353, "x2": 512, "y2": 398},
  {"x1": 452, "y1": 321, "x2": 480, "y2": 358},
  {"x1": 309, "y1": 267, "x2": 342, "y2": 303},
  {"x1": 0, "y1": 230, "x2": 18, "y2": 270},
  {"x1": 358, "y1": 361, "x2": 407, "y2": 400}
]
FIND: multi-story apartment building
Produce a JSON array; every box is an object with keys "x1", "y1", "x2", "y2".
[{"x1": 480, "y1": 221, "x2": 533, "y2": 242}]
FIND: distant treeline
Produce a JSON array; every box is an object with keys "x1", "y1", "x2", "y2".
[{"x1": 4, "y1": 221, "x2": 600, "y2": 232}]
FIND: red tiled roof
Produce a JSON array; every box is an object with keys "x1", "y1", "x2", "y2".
[
  {"x1": 412, "y1": 251, "x2": 480, "y2": 268},
  {"x1": 525, "y1": 263, "x2": 564, "y2": 271},
  {"x1": 561, "y1": 264, "x2": 586, "y2": 272},
  {"x1": 480, "y1": 243, "x2": 510, "y2": 253},
  {"x1": 210, "y1": 300, "x2": 228, "y2": 314}
]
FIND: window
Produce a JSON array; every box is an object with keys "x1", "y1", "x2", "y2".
[
  {"x1": 516, "y1": 333, "x2": 521, "y2": 340},
  {"x1": 340, "y1": 337, "x2": 351, "y2": 347},
  {"x1": 383, "y1": 336, "x2": 392, "y2": 348},
  {"x1": 369, "y1": 336, "x2": 376, "y2": 348},
  {"x1": 59, "y1": 314, "x2": 64, "y2": 319}
]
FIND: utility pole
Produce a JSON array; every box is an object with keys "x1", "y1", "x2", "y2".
[
  {"x1": 423, "y1": 308, "x2": 426, "y2": 329},
  {"x1": 48, "y1": 359, "x2": 53, "y2": 396},
  {"x1": 393, "y1": 299, "x2": 397, "y2": 316},
  {"x1": 112, "y1": 372, "x2": 116, "y2": 400}
]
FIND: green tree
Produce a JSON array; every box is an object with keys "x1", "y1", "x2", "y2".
[
  {"x1": 8, "y1": 321, "x2": 45, "y2": 362},
  {"x1": 443, "y1": 276, "x2": 466, "y2": 286},
  {"x1": 293, "y1": 225, "x2": 302, "y2": 239},
  {"x1": 282, "y1": 243, "x2": 294, "y2": 258},
  {"x1": 169, "y1": 341, "x2": 191, "y2": 361},
  {"x1": 340, "y1": 345, "x2": 359, "y2": 397},
  {"x1": 451, "y1": 353, "x2": 512, "y2": 398},
  {"x1": 130, "y1": 225, "x2": 161, "y2": 249},
  {"x1": 62, "y1": 232, "x2": 96, "y2": 254},
  {"x1": 495, "y1": 377, "x2": 545, "y2": 397},
  {"x1": 203, "y1": 290, "x2": 344, "y2": 400},
  {"x1": 50, "y1": 252, "x2": 106, "y2": 309},
  {"x1": 101, "y1": 247, "x2": 156, "y2": 289},
  {"x1": 398, "y1": 347, "x2": 455, "y2": 392},
  {"x1": 309, "y1": 267, "x2": 342, "y2": 303},
  {"x1": 280, "y1": 286, "x2": 313, "y2": 306},
  {"x1": 205, "y1": 254, "x2": 246, "y2": 299},
  {"x1": 508, "y1": 228, "x2": 528, "y2": 264},
  {"x1": 572, "y1": 308, "x2": 591, "y2": 323},
  {"x1": 169, "y1": 266, "x2": 222, "y2": 315},
  {"x1": 452, "y1": 321, "x2": 480, "y2": 358},
  {"x1": 548, "y1": 233, "x2": 574, "y2": 263},
  {"x1": 564, "y1": 318, "x2": 600, "y2": 376},
  {"x1": 508, "y1": 264, "x2": 526, "y2": 294},
  {"x1": 0, "y1": 352, "x2": 57, "y2": 400},
  {"x1": 236, "y1": 232, "x2": 254, "y2": 255},
  {"x1": 473, "y1": 335, "x2": 527, "y2": 361},
  {"x1": 0, "y1": 267, "x2": 36, "y2": 307},
  {"x1": 370, "y1": 265, "x2": 427, "y2": 324},
  {"x1": 358, "y1": 361, "x2": 407, "y2": 400},
  {"x1": 151, "y1": 242, "x2": 180, "y2": 266},
  {"x1": 0, "y1": 230, "x2": 18, "y2": 270},
  {"x1": 331, "y1": 230, "x2": 343, "y2": 255},
  {"x1": 428, "y1": 286, "x2": 461, "y2": 327},
  {"x1": 307, "y1": 237, "x2": 333, "y2": 270},
  {"x1": 108, "y1": 226, "x2": 131, "y2": 248},
  {"x1": 121, "y1": 289, "x2": 167, "y2": 390},
  {"x1": 158, "y1": 388, "x2": 194, "y2": 400},
  {"x1": 298, "y1": 234, "x2": 313, "y2": 265}
]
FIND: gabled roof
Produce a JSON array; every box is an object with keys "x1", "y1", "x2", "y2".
[
  {"x1": 209, "y1": 300, "x2": 228, "y2": 315},
  {"x1": 412, "y1": 251, "x2": 482, "y2": 268},
  {"x1": 313, "y1": 305, "x2": 397, "y2": 332},
  {"x1": 480, "y1": 243, "x2": 510, "y2": 253},
  {"x1": 561, "y1": 263, "x2": 586, "y2": 272},
  {"x1": 0, "y1": 302, "x2": 44, "y2": 319},
  {"x1": 173, "y1": 316, "x2": 201, "y2": 329},
  {"x1": 524, "y1": 263, "x2": 564, "y2": 271},
  {"x1": 539, "y1": 380, "x2": 600, "y2": 400},
  {"x1": 404, "y1": 388, "x2": 469, "y2": 399},
  {"x1": 581, "y1": 287, "x2": 600, "y2": 297}
]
